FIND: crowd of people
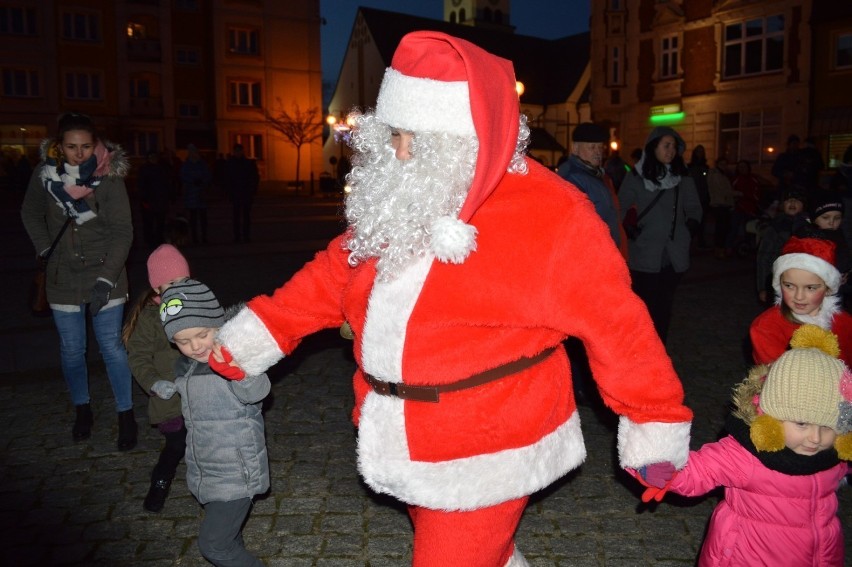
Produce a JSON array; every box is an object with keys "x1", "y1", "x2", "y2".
[{"x1": 19, "y1": 30, "x2": 852, "y2": 567}]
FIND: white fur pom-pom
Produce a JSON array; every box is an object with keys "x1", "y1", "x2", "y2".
[{"x1": 430, "y1": 215, "x2": 477, "y2": 264}]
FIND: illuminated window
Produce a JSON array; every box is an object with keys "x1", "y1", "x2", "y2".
[{"x1": 232, "y1": 133, "x2": 263, "y2": 159}]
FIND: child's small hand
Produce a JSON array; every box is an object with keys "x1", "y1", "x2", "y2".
[
  {"x1": 626, "y1": 463, "x2": 678, "y2": 503},
  {"x1": 151, "y1": 380, "x2": 177, "y2": 400},
  {"x1": 209, "y1": 345, "x2": 246, "y2": 381}
]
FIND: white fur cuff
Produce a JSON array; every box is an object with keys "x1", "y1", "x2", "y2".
[
  {"x1": 617, "y1": 417, "x2": 691, "y2": 469},
  {"x1": 430, "y1": 216, "x2": 477, "y2": 264},
  {"x1": 217, "y1": 307, "x2": 283, "y2": 377}
]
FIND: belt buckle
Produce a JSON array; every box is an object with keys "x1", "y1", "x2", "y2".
[{"x1": 388, "y1": 382, "x2": 398, "y2": 397}]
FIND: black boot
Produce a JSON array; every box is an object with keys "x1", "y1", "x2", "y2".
[
  {"x1": 117, "y1": 409, "x2": 138, "y2": 451},
  {"x1": 143, "y1": 478, "x2": 172, "y2": 512},
  {"x1": 72, "y1": 403, "x2": 93, "y2": 441}
]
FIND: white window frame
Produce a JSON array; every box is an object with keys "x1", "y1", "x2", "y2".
[
  {"x1": 610, "y1": 45, "x2": 623, "y2": 85},
  {"x1": 835, "y1": 32, "x2": 852, "y2": 70},
  {"x1": 719, "y1": 108, "x2": 782, "y2": 166},
  {"x1": 2, "y1": 67, "x2": 40, "y2": 97},
  {"x1": 228, "y1": 27, "x2": 259, "y2": 55},
  {"x1": 660, "y1": 34, "x2": 679, "y2": 79},
  {"x1": 126, "y1": 131, "x2": 160, "y2": 158},
  {"x1": 231, "y1": 133, "x2": 263, "y2": 159},
  {"x1": 64, "y1": 70, "x2": 102, "y2": 100},
  {"x1": 61, "y1": 10, "x2": 100, "y2": 42},
  {"x1": 177, "y1": 100, "x2": 203, "y2": 118},
  {"x1": 723, "y1": 15, "x2": 784, "y2": 79},
  {"x1": 228, "y1": 79, "x2": 261, "y2": 107},
  {"x1": 0, "y1": 6, "x2": 37, "y2": 35}
]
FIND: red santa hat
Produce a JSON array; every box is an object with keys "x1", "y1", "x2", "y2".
[
  {"x1": 374, "y1": 31, "x2": 520, "y2": 263},
  {"x1": 772, "y1": 236, "x2": 841, "y2": 295}
]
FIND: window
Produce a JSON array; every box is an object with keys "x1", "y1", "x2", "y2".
[
  {"x1": 723, "y1": 15, "x2": 784, "y2": 78},
  {"x1": 127, "y1": 22, "x2": 146, "y2": 39},
  {"x1": 178, "y1": 101, "x2": 202, "y2": 118},
  {"x1": 175, "y1": 0, "x2": 200, "y2": 10},
  {"x1": 231, "y1": 133, "x2": 262, "y2": 159},
  {"x1": 610, "y1": 0, "x2": 623, "y2": 10},
  {"x1": 836, "y1": 32, "x2": 852, "y2": 70},
  {"x1": 660, "y1": 34, "x2": 679, "y2": 79},
  {"x1": 228, "y1": 79, "x2": 261, "y2": 107},
  {"x1": 176, "y1": 46, "x2": 200, "y2": 65},
  {"x1": 61, "y1": 10, "x2": 100, "y2": 42},
  {"x1": 609, "y1": 45, "x2": 623, "y2": 85},
  {"x1": 2, "y1": 68, "x2": 40, "y2": 97},
  {"x1": 126, "y1": 131, "x2": 160, "y2": 157},
  {"x1": 130, "y1": 77, "x2": 151, "y2": 98},
  {"x1": 719, "y1": 108, "x2": 781, "y2": 166},
  {"x1": 228, "y1": 27, "x2": 259, "y2": 55},
  {"x1": 64, "y1": 71, "x2": 102, "y2": 100},
  {"x1": 0, "y1": 6, "x2": 36, "y2": 35}
]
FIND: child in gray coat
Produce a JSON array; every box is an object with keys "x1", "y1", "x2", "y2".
[{"x1": 154, "y1": 279, "x2": 269, "y2": 567}]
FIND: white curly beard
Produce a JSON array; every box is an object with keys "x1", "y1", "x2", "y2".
[{"x1": 344, "y1": 113, "x2": 478, "y2": 281}]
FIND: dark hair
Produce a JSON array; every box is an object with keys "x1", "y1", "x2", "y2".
[
  {"x1": 122, "y1": 288, "x2": 159, "y2": 346},
  {"x1": 640, "y1": 136, "x2": 687, "y2": 183},
  {"x1": 57, "y1": 112, "x2": 97, "y2": 143}
]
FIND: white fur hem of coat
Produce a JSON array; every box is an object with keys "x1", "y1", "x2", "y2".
[
  {"x1": 357, "y1": 392, "x2": 586, "y2": 511},
  {"x1": 505, "y1": 547, "x2": 529, "y2": 567},
  {"x1": 616, "y1": 416, "x2": 691, "y2": 469},
  {"x1": 216, "y1": 307, "x2": 283, "y2": 377}
]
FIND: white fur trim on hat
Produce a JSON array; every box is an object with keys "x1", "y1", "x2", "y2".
[
  {"x1": 430, "y1": 215, "x2": 477, "y2": 264},
  {"x1": 772, "y1": 252, "x2": 841, "y2": 295},
  {"x1": 617, "y1": 417, "x2": 691, "y2": 470},
  {"x1": 375, "y1": 68, "x2": 476, "y2": 137}
]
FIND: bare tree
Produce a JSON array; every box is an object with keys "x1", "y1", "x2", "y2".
[{"x1": 262, "y1": 98, "x2": 324, "y2": 188}]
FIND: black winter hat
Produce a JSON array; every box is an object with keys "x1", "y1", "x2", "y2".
[
  {"x1": 810, "y1": 190, "x2": 844, "y2": 219},
  {"x1": 572, "y1": 123, "x2": 608, "y2": 143}
]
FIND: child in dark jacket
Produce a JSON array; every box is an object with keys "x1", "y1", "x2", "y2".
[
  {"x1": 155, "y1": 279, "x2": 270, "y2": 567},
  {"x1": 123, "y1": 244, "x2": 190, "y2": 512},
  {"x1": 755, "y1": 186, "x2": 807, "y2": 303},
  {"x1": 631, "y1": 325, "x2": 852, "y2": 566}
]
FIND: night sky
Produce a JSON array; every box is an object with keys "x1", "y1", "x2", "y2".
[{"x1": 319, "y1": 0, "x2": 591, "y2": 85}]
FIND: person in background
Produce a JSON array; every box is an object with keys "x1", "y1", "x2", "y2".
[
  {"x1": 21, "y1": 112, "x2": 137, "y2": 450},
  {"x1": 707, "y1": 157, "x2": 735, "y2": 259},
  {"x1": 209, "y1": 31, "x2": 692, "y2": 565},
  {"x1": 137, "y1": 150, "x2": 174, "y2": 249},
  {"x1": 604, "y1": 148, "x2": 629, "y2": 193},
  {"x1": 123, "y1": 244, "x2": 191, "y2": 513},
  {"x1": 772, "y1": 134, "x2": 800, "y2": 191},
  {"x1": 557, "y1": 122, "x2": 625, "y2": 257},
  {"x1": 687, "y1": 144, "x2": 710, "y2": 249},
  {"x1": 796, "y1": 137, "x2": 826, "y2": 192},
  {"x1": 729, "y1": 159, "x2": 764, "y2": 255},
  {"x1": 618, "y1": 126, "x2": 703, "y2": 343},
  {"x1": 179, "y1": 144, "x2": 211, "y2": 245},
  {"x1": 630, "y1": 325, "x2": 851, "y2": 567},
  {"x1": 755, "y1": 187, "x2": 808, "y2": 303},
  {"x1": 224, "y1": 143, "x2": 260, "y2": 243}
]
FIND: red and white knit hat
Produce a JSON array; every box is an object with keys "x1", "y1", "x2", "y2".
[
  {"x1": 374, "y1": 31, "x2": 520, "y2": 263},
  {"x1": 772, "y1": 236, "x2": 841, "y2": 295}
]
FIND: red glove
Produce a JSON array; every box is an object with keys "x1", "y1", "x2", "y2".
[
  {"x1": 208, "y1": 346, "x2": 246, "y2": 381},
  {"x1": 627, "y1": 463, "x2": 678, "y2": 503}
]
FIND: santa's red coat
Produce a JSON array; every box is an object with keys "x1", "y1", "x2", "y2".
[{"x1": 219, "y1": 160, "x2": 692, "y2": 511}]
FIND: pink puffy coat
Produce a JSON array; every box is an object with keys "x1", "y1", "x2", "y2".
[{"x1": 668, "y1": 435, "x2": 848, "y2": 566}]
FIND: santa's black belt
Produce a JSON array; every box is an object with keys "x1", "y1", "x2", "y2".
[{"x1": 363, "y1": 347, "x2": 557, "y2": 403}]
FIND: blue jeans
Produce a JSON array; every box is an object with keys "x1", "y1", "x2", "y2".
[{"x1": 52, "y1": 304, "x2": 133, "y2": 412}]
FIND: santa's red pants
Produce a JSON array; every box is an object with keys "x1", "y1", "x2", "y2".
[{"x1": 408, "y1": 496, "x2": 529, "y2": 566}]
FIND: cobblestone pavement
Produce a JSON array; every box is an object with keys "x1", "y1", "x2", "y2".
[{"x1": 1, "y1": 193, "x2": 850, "y2": 566}]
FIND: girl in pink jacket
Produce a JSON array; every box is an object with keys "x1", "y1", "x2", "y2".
[{"x1": 635, "y1": 325, "x2": 852, "y2": 566}]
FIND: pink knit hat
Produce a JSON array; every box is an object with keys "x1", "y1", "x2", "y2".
[{"x1": 147, "y1": 244, "x2": 190, "y2": 290}]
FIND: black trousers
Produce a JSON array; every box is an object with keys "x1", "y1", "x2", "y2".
[
  {"x1": 151, "y1": 426, "x2": 187, "y2": 481},
  {"x1": 630, "y1": 266, "x2": 683, "y2": 344}
]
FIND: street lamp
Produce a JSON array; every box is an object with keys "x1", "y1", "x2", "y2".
[{"x1": 20, "y1": 127, "x2": 26, "y2": 148}]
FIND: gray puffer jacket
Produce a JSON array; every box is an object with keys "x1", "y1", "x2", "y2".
[
  {"x1": 21, "y1": 139, "x2": 132, "y2": 306},
  {"x1": 175, "y1": 356, "x2": 270, "y2": 504}
]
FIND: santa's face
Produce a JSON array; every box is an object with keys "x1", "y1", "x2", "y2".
[{"x1": 344, "y1": 113, "x2": 478, "y2": 281}]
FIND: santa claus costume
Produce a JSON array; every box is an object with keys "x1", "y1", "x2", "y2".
[
  {"x1": 751, "y1": 235, "x2": 852, "y2": 367},
  {"x1": 215, "y1": 31, "x2": 692, "y2": 566}
]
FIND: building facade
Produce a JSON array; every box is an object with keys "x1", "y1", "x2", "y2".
[
  {"x1": 0, "y1": 0, "x2": 323, "y2": 186},
  {"x1": 590, "y1": 0, "x2": 820, "y2": 174}
]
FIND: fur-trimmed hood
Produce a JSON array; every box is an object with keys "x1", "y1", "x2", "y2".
[{"x1": 38, "y1": 137, "x2": 130, "y2": 179}]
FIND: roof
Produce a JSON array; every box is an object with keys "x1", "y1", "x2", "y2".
[{"x1": 356, "y1": 7, "x2": 589, "y2": 106}]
